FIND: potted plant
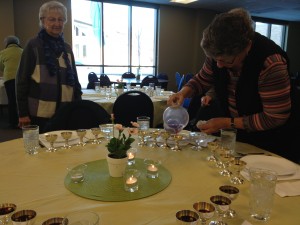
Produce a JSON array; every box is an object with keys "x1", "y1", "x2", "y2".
[{"x1": 106, "y1": 121, "x2": 138, "y2": 177}]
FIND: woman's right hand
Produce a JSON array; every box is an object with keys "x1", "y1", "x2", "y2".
[
  {"x1": 18, "y1": 116, "x2": 31, "y2": 128},
  {"x1": 167, "y1": 92, "x2": 185, "y2": 106}
]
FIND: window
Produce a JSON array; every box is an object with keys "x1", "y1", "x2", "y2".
[
  {"x1": 71, "y1": 0, "x2": 158, "y2": 87},
  {"x1": 253, "y1": 20, "x2": 287, "y2": 49}
]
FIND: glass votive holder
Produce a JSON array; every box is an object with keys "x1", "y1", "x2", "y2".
[
  {"x1": 127, "y1": 148, "x2": 137, "y2": 166},
  {"x1": 123, "y1": 169, "x2": 140, "y2": 192},
  {"x1": 144, "y1": 159, "x2": 161, "y2": 179},
  {"x1": 67, "y1": 164, "x2": 87, "y2": 183}
]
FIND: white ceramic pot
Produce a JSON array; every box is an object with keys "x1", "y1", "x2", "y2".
[
  {"x1": 115, "y1": 88, "x2": 124, "y2": 97},
  {"x1": 106, "y1": 154, "x2": 128, "y2": 177}
]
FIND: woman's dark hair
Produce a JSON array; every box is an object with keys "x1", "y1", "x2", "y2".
[{"x1": 201, "y1": 8, "x2": 255, "y2": 58}]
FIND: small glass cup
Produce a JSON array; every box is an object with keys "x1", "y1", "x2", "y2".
[
  {"x1": 144, "y1": 159, "x2": 161, "y2": 178},
  {"x1": 100, "y1": 124, "x2": 114, "y2": 140},
  {"x1": 123, "y1": 169, "x2": 140, "y2": 192},
  {"x1": 67, "y1": 164, "x2": 87, "y2": 183},
  {"x1": 127, "y1": 148, "x2": 137, "y2": 166},
  {"x1": 137, "y1": 116, "x2": 150, "y2": 131},
  {"x1": 94, "y1": 81, "x2": 100, "y2": 92},
  {"x1": 176, "y1": 210, "x2": 199, "y2": 225},
  {"x1": 220, "y1": 128, "x2": 236, "y2": 155},
  {"x1": 0, "y1": 203, "x2": 17, "y2": 225}
]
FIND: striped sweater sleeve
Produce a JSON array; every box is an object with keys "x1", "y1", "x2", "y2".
[{"x1": 243, "y1": 54, "x2": 291, "y2": 132}]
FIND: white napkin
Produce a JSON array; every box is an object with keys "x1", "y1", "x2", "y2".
[
  {"x1": 275, "y1": 181, "x2": 300, "y2": 197},
  {"x1": 241, "y1": 168, "x2": 300, "y2": 197}
]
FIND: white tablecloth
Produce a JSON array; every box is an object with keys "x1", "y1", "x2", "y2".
[
  {"x1": 0, "y1": 136, "x2": 299, "y2": 225},
  {"x1": 0, "y1": 79, "x2": 8, "y2": 105}
]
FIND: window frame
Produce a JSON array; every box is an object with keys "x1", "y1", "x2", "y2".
[
  {"x1": 72, "y1": 0, "x2": 159, "y2": 77},
  {"x1": 252, "y1": 16, "x2": 288, "y2": 50}
]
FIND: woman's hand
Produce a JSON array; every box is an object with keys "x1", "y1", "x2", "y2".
[
  {"x1": 197, "y1": 117, "x2": 230, "y2": 134},
  {"x1": 201, "y1": 95, "x2": 212, "y2": 106},
  {"x1": 167, "y1": 92, "x2": 185, "y2": 106},
  {"x1": 18, "y1": 116, "x2": 31, "y2": 128}
]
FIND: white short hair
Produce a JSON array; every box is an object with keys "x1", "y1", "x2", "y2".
[{"x1": 39, "y1": 1, "x2": 67, "y2": 28}]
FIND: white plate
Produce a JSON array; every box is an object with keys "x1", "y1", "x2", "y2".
[
  {"x1": 40, "y1": 130, "x2": 78, "y2": 143},
  {"x1": 241, "y1": 155, "x2": 298, "y2": 176}
]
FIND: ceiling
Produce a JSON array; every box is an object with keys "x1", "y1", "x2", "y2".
[{"x1": 135, "y1": 0, "x2": 300, "y2": 22}]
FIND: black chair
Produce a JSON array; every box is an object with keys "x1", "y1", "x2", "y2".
[
  {"x1": 122, "y1": 72, "x2": 136, "y2": 79},
  {"x1": 86, "y1": 72, "x2": 99, "y2": 89},
  {"x1": 141, "y1": 75, "x2": 159, "y2": 87},
  {"x1": 157, "y1": 73, "x2": 168, "y2": 89},
  {"x1": 100, "y1": 74, "x2": 111, "y2": 87},
  {"x1": 44, "y1": 100, "x2": 111, "y2": 132},
  {"x1": 112, "y1": 91, "x2": 154, "y2": 128}
]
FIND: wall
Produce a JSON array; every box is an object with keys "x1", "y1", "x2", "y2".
[
  {"x1": 158, "y1": 6, "x2": 215, "y2": 91},
  {"x1": 0, "y1": 0, "x2": 15, "y2": 45}
]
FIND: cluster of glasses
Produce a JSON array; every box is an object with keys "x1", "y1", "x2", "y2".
[
  {"x1": 137, "y1": 128, "x2": 186, "y2": 152},
  {"x1": 206, "y1": 141, "x2": 247, "y2": 185},
  {"x1": 43, "y1": 125, "x2": 114, "y2": 152},
  {"x1": 176, "y1": 185, "x2": 239, "y2": 225}
]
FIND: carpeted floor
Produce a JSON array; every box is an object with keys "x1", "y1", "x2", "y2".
[{"x1": 0, "y1": 106, "x2": 22, "y2": 142}]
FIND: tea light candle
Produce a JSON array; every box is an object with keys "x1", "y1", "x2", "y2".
[
  {"x1": 128, "y1": 152, "x2": 135, "y2": 160},
  {"x1": 126, "y1": 176, "x2": 137, "y2": 185},
  {"x1": 147, "y1": 164, "x2": 158, "y2": 172}
]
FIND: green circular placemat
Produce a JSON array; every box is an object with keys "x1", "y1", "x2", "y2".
[{"x1": 64, "y1": 158, "x2": 172, "y2": 201}]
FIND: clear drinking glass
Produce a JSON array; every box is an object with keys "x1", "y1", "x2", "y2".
[
  {"x1": 22, "y1": 125, "x2": 39, "y2": 155},
  {"x1": 100, "y1": 124, "x2": 114, "y2": 140},
  {"x1": 249, "y1": 168, "x2": 277, "y2": 221}
]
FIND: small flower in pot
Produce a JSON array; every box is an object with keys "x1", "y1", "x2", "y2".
[{"x1": 106, "y1": 124, "x2": 138, "y2": 159}]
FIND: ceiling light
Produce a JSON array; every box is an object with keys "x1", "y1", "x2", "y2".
[{"x1": 170, "y1": 0, "x2": 198, "y2": 4}]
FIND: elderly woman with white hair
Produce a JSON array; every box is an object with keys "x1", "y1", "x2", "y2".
[{"x1": 16, "y1": 0, "x2": 82, "y2": 132}]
